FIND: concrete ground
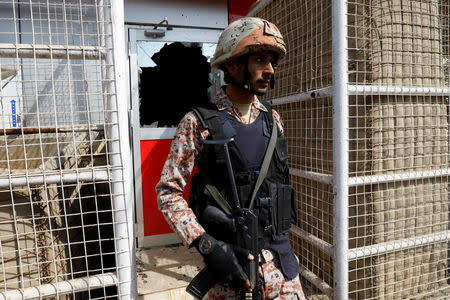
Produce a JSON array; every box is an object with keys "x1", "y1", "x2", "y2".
[
  {"x1": 136, "y1": 244, "x2": 333, "y2": 300},
  {"x1": 136, "y1": 244, "x2": 204, "y2": 300}
]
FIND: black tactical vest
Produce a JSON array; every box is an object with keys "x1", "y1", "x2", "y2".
[
  {"x1": 189, "y1": 101, "x2": 300, "y2": 279},
  {"x1": 189, "y1": 101, "x2": 297, "y2": 243}
]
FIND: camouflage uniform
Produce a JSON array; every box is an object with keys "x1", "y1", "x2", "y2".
[
  {"x1": 207, "y1": 249, "x2": 306, "y2": 300},
  {"x1": 156, "y1": 90, "x2": 306, "y2": 300}
]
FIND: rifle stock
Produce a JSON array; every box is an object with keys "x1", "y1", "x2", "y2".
[{"x1": 186, "y1": 267, "x2": 216, "y2": 299}]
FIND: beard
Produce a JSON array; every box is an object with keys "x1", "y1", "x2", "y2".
[{"x1": 250, "y1": 75, "x2": 272, "y2": 96}]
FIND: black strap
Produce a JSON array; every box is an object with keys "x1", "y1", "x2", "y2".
[
  {"x1": 192, "y1": 104, "x2": 230, "y2": 167},
  {"x1": 191, "y1": 103, "x2": 227, "y2": 139}
]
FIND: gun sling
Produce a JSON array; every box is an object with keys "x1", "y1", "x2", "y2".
[
  {"x1": 204, "y1": 183, "x2": 232, "y2": 214},
  {"x1": 205, "y1": 117, "x2": 278, "y2": 211}
]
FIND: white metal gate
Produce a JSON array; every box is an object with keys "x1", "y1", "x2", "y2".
[
  {"x1": 0, "y1": 0, "x2": 135, "y2": 299},
  {"x1": 250, "y1": 0, "x2": 449, "y2": 299}
]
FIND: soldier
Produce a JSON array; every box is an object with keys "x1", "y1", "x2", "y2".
[{"x1": 156, "y1": 17, "x2": 306, "y2": 299}]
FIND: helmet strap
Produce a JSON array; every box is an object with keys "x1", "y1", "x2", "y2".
[
  {"x1": 242, "y1": 64, "x2": 256, "y2": 94},
  {"x1": 223, "y1": 63, "x2": 254, "y2": 94},
  {"x1": 239, "y1": 63, "x2": 270, "y2": 96}
]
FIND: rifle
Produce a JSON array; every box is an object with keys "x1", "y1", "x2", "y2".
[{"x1": 186, "y1": 138, "x2": 261, "y2": 300}]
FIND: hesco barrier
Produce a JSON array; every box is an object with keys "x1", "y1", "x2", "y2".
[{"x1": 249, "y1": 1, "x2": 449, "y2": 299}]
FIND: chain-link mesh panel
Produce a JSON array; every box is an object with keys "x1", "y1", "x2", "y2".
[{"x1": 0, "y1": 1, "x2": 130, "y2": 299}]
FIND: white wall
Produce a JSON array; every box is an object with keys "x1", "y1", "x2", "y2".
[
  {"x1": 124, "y1": 0, "x2": 228, "y2": 29},
  {"x1": 0, "y1": 2, "x2": 105, "y2": 127}
]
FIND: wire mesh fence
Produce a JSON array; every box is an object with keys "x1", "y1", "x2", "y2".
[
  {"x1": 251, "y1": 0, "x2": 449, "y2": 299},
  {"x1": 0, "y1": 0, "x2": 132, "y2": 299}
]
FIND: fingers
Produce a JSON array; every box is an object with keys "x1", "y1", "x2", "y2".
[
  {"x1": 231, "y1": 246, "x2": 256, "y2": 262},
  {"x1": 230, "y1": 245, "x2": 250, "y2": 259},
  {"x1": 234, "y1": 269, "x2": 252, "y2": 292},
  {"x1": 245, "y1": 279, "x2": 252, "y2": 292},
  {"x1": 233, "y1": 263, "x2": 249, "y2": 282}
]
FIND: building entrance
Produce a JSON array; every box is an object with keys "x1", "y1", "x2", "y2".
[{"x1": 128, "y1": 25, "x2": 221, "y2": 247}]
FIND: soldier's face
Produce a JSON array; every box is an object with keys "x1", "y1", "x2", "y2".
[
  {"x1": 247, "y1": 51, "x2": 276, "y2": 95},
  {"x1": 225, "y1": 51, "x2": 276, "y2": 95}
]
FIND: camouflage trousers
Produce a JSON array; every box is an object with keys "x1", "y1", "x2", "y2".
[{"x1": 206, "y1": 249, "x2": 306, "y2": 300}]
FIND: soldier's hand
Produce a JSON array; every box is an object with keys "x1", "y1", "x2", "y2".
[{"x1": 194, "y1": 233, "x2": 251, "y2": 291}]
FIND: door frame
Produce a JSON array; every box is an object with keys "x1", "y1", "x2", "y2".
[{"x1": 127, "y1": 24, "x2": 222, "y2": 247}]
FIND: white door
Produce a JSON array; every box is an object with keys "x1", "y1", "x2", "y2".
[{"x1": 128, "y1": 25, "x2": 222, "y2": 247}]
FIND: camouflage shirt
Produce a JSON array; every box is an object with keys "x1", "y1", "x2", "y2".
[{"x1": 155, "y1": 89, "x2": 284, "y2": 246}]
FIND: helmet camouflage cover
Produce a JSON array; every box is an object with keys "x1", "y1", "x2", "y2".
[{"x1": 211, "y1": 17, "x2": 286, "y2": 69}]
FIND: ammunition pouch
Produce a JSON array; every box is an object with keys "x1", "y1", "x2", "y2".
[{"x1": 257, "y1": 181, "x2": 298, "y2": 239}]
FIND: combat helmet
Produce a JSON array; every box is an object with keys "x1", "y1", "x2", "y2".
[{"x1": 211, "y1": 17, "x2": 286, "y2": 69}]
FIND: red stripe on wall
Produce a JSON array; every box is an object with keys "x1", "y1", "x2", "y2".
[
  {"x1": 228, "y1": 0, "x2": 256, "y2": 23},
  {"x1": 140, "y1": 139, "x2": 173, "y2": 236},
  {"x1": 140, "y1": 139, "x2": 196, "y2": 236}
]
